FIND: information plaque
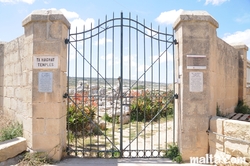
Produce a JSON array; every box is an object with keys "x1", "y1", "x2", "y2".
[
  {"x1": 34, "y1": 56, "x2": 58, "y2": 69},
  {"x1": 38, "y1": 72, "x2": 53, "y2": 93},
  {"x1": 187, "y1": 55, "x2": 206, "y2": 69},
  {"x1": 189, "y1": 72, "x2": 203, "y2": 92}
]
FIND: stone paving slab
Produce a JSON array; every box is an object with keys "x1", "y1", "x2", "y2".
[{"x1": 47, "y1": 158, "x2": 213, "y2": 166}]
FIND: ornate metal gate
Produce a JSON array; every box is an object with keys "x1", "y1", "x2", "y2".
[{"x1": 64, "y1": 13, "x2": 177, "y2": 158}]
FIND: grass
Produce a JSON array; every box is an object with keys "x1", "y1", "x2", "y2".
[
  {"x1": 235, "y1": 100, "x2": 250, "y2": 114},
  {"x1": 18, "y1": 152, "x2": 53, "y2": 166},
  {"x1": 164, "y1": 144, "x2": 182, "y2": 163},
  {"x1": 0, "y1": 114, "x2": 23, "y2": 142}
]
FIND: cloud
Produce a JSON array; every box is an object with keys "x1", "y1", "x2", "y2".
[
  {"x1": 222, "y1": 29, "x2": 250, "y2": 48},
  {"x1": 0, "y1": 0, "x2": 35, "y2": 4},
  {"x1": 235, "y1": 13, "x2": 250, "y2": 23},
  {"x1": 60, "y1": 8, "x2": 79, "y2": 20},
  {"x1": 205, "y1": 0, "x2": 229, "y2": 5},
  {"x1": 59, "y1": 8, "x2": 94, "y2": 33},
  {"x1": 94, "y1": 38, "x2": 112, "y2": 46},
  {"x1": 155, "y1": 9, "x2": 183, "y2": 25}
]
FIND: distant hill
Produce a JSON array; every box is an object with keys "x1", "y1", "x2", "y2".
[{"x1": 67, "y1": 77, "x2": 173, "y2": 91}]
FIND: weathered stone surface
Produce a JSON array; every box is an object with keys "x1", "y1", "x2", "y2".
[
  {"x1": 210, "y1": 116, "x2": 226, "y2": 135},
  {"x1": 0, "y1": 137, "x2": 26, "y2": 162},
  {"x1": 224, "y1": 119, "x2": 250, "y2": 142}
]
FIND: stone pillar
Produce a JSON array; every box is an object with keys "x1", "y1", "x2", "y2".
[
  {"x1": 173, "y1": 11, "x2": 218, "y2": 161},
  {"x1": 231, "y1": 44, "x2": 249, "y2": 101},
  {"x1": 22, "y1": 10, "x2": 70, "y2": 160}
]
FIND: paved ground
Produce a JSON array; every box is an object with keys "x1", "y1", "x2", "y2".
[{"x1": 47, "y1": 157, "x2": 213, "y2": 166}]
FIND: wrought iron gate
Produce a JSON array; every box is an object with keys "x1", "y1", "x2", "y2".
[{"x1": 64, "y1": 12, "x2": 177, "y2": 158}]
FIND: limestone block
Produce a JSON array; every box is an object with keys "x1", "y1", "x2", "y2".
[
  {"x1": 33, "y1": 102, "x2": 64, "y2": 119},
  {"x1": 15, "y1": 87, "x2": 22, "y2": 100},
  {"x1": 0, "y1": 137, "x2": 27, "y2": 162},
  {"x1": 46, "y1": 119, "x2": 60, "y2": 135},
  {"x1": 33, "y1": 41, "x2": 61, "y2": 55},
  {"x1": 224, "y1": 139, "x2": 249, "y2": 158},
  {"x1": 3, "y1": 97, "x2": 10, "y2": 110},
  {"x1": 33, "y1": 118, "x2": 45, "y2": 134},
  {"x1": 14, "y1": 63, "x2": 22, "y2": 75},
  {"x1": 224, "y1": 119, "x2": 250, "y2": 142},
  {"x1": 49, "y1": 22, "x2": 63, "y2": 40},
  {"x1": 6, "y1": 87, "x2": 14, "y2": 98},
  {"x1": 210, "y1": 116, "x2": 226, "y2": 135},
  {"x1": 32, "y1": 134, "x2": 60, "y2": 150},
  {"x1": 209, "y1": 132, "x2": 224, "y2": 152},
  {"x1": 33, "y1": 22, "x2": 47, "y2": 40},
  {"x1": 10, "y1": 98, "x2": 17, "y2": 110}
]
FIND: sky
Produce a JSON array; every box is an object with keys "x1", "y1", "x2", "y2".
[{"x1": 0, "y1": 0, "x2": 250, "y2": 83}]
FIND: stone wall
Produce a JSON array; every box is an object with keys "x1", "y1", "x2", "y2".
[
  {"x1": 245, "y1": 61, "x2": 250, "y2": 106},
  {"x1": 173, "y1": 11, "x2": 249, "y2": 161},
  {"x1": 214, "y1": 39, "x2": 240, "y2": 115},
  {"x1": 0, "y1": 42, "x2": 4, "y2": 113},
  {"x1": 0, "y1": 10, "x2": 70, "y2": 161},
  {"x1": 209, "y1": 116, "x2": 250, "y2": 163},
  {"x1": 2, "y1": 35, "x2": 33, "y2": 122}
]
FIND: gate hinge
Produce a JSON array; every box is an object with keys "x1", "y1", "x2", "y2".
[
  {"x1": 174, "y1": 93, "x2": 178, "y2": 99},
  {"x1": 65, "y1": 38, "x2": 70, "y2": 44},
  {"x1": 174, "y1": 39, "x2": 178, "y2": 45},
  {"x1": 63, "y1": 93, "x2": 69, "y2": 98}
]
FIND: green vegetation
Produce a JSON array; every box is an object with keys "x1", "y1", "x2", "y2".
[
  {"x1": 130, "y1": 90, "x2": 174, "y2": 122},
  {"x1": 216, "y1": 103, "x2": 227, "y2": 117},
  {"x1": 235, "y1": 100, "x2": 250, "y2": 114},
  {"x1": 164, "y1": 144, "x2": 182, "y2": 163},
  {"x1": 67, "y1": 104, "x2": 102, "y2": 136},
  {"x1": 0, "y1": 122, "x2": 23, "y2": 142}
]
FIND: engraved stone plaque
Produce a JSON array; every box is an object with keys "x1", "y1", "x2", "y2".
[
  {"x1": 34, "y1": 56, "x2": 58, "y2": 69},
  {"x1": 189, "y1": 72, "x2": 203, "y2": 92},
  {"x1": 187, "y1": 55, "x2": 206, "y2": 69},
  {"x1": 38, "y1": 72, "x2": 53, "y2": 92}
]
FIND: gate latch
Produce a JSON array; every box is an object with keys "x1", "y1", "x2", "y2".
[
  {"x1": 174, "y1": 93, "x2": 178, "y2": 99},
  {"x1": 65, "y1": 38, "x2": 70, "y2": 44},
  {"x1": 63, "y1": 93, "x2": 69, "y2": 98}
]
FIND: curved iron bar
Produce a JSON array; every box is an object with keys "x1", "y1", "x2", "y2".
[{"x1": 69, "y1": 17, "x2": 174, "y2": 43}]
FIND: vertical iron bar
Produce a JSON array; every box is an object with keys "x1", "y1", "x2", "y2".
[
  {"x1": 82, "y1": 25, "x2": 86, "y2": 156},
  {"x1": 97, "y1": 19, "x2": 100, "y2": 157},
  {"x1": 143, "y1": 19, "x2": 146, "y2": 153},
  {"x1": 120, "y1": 12, "x2": 124, "y2": 156},
  {"x1": 112, "y1": 12, "x2": 115, "y2": 156},
  {"x1": 74, "y1": 26, "x2": 78, "y2": 156},
  {"x1": 90, "y1": 23, "x2": 93, "y2": 156},
  {"x1": 158, "y1": 25, "x2": 161, "y2": 152},
  {"x1": 104, "y1": 15, "x2": 107, "y2": 157},
  {"x1": 136, "y1": 15, "x2": 139, "y2": 154},
  {"x1": 128, "y1": 12, "x2": 132, "y2": 153},
  {"x1": 165, "y1": 27, "x2": 168, "y2": 150},
  {"x1": 150, "y1": 23, "x2": 153, "y2": 154},
  {"x1": 66, "y1": 28, "x2": 70, "y2": 155}
]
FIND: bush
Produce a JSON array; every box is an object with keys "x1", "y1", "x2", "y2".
[
  {"x1": 235, "y1": 100, "x2": 250, "y2": 114},
  {"x1": 164, "y1": 144, "x2": 182, "y2": 163},
  {"x1": 0, "y1": 122, "x2": 23, "y2": 142},
  {"x1": 130, "y1": 90, "x2": 174, "y2": 122},
  {"x1": 67, "y1": 104, "x2": 99, "y2": 136}
]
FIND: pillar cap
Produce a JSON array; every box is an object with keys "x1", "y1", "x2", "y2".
[
  {"x1": 22, "y1": 9, "x2": 70, "y2": 28},
  {"x1": 173, "y1": 10, "x2": 219, "y2": 30},
  {"x1": 230, "y1": 43, "x2": 249, "y2": 51}
]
